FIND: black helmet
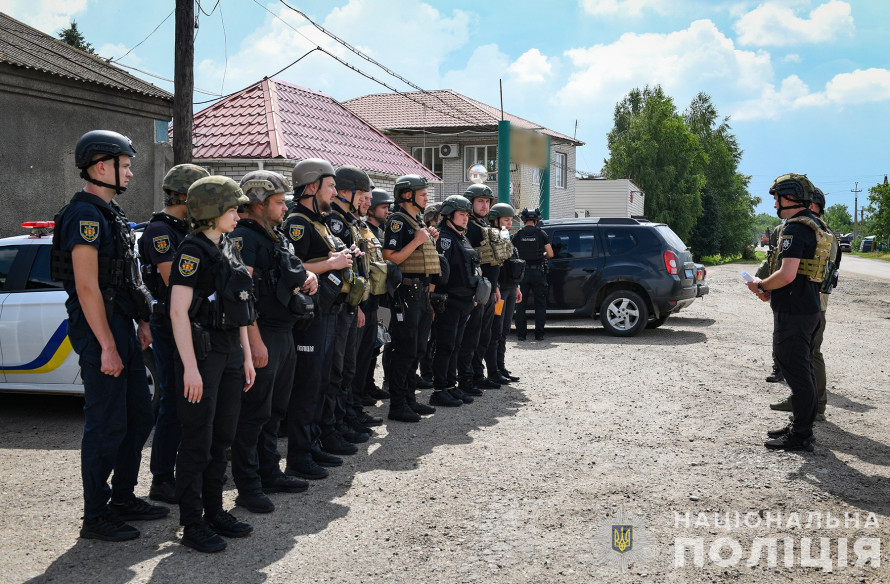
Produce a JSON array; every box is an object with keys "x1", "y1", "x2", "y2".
[
  {"x1": 520, "y1": 207, "x2": 541, "y2": 222},
  {"x1": 811, "y1": 187, "x2": 826, "y2": 214},
  {"x1": 75, "y1": 130, "x2": 136, "y2": 169},
  {"x1": 440, "y1": 195, "x2": 473, "y2": 216},
  {"x1": 393, "y1": 174, "x2": 428, "y2": 203},
  {"x1": 370, "y1": 188, "x2": 394, "y2": 209},
  {"x1": 334, "y1": 165, "x2": 372, "y2": 192},
  {"x1": 75, "y1": 130, "x2": 137, "y2": 194},
  {"x1": 462, "y1": 183, "x2": 494, "y2": 201},
  {"x1": 162, "y1": 164, "x2": 210, "y2": 206}
]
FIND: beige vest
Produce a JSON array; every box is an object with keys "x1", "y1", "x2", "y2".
[{"x1": 389, "y1": 211, "x2": 441, "y2": 276}]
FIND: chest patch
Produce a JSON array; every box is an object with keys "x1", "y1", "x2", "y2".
[
  {"x1": 391, "y1": 220, "x2": 402, "y2": 233},
  {"x1": 153, "y1": 235, "x2": 171, "y2": 254},
  {"x1": 79, "y1": 221, "x2": 99, "y2": 242},
  {"x1": 289, "y1": 224, "x2": 305, "y2": 241},
  {"x1": 440, "y1": 238, "x2": 452, "y2": 250},
  {"x1": 178, "y1": 254, "x2": 200, "y2": 277},
  {"x1": 230, "y1": 237, "x2": 243, "y2": 252},
  {"x1": 781, "y1": 235, "x2": 793, "y2": 251},
  {"x1": 330, "y1": 217, "x2": 345, "y2": 234}
]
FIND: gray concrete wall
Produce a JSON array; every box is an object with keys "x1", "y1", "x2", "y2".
[{"x1": 0, "y1": 65, "x2": 173, "y2": 236}]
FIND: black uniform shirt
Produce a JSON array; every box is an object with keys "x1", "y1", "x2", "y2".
[
  {"x1": 283, "y1": 205, "x2": 339, "y2": 262},
  {"x1": 770, "y1": 210, "x2": 821, "y2": 315},
  {"x1": 140, "y1": 211, "x2": 188, "y2": 312},
  {"x1": 57, "y1": 191, "x2": 136, "y2": 320},
  {"x1": 384, "y1": 205, "x2": 427, "y2": 277},
  {"x1": 232, "y1": 219, "x2": 299, "y2": 331},
  {"x1": 466, "y1": 215, "x2": 500, "y2": 287},
  {"x1": 512, "y1": 225, "x2": 549, "y2": 265},
  {"x1": 437, "y1": 222, "x2": 477, "y2": 300},
  {"x1": 169, "y1": 232, "x2": 241, "y2": 353}
]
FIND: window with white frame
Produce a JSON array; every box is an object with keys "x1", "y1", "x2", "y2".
[
  {"x1": 411, "y1": 147, "x2": 443, "y2": 175},
  {"x1": 464, "y1": 145, "x2": 497, "y2": 181},
  {"x1": 532, "y1": 167, "x2": 541, "y2": 185},
  {"x1": 555, "y1": 152, "x2": 567, "y2": 189}
]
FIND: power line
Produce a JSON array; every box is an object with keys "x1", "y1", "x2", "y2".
[
  {"x1": 218, "y1": 0, "x2": 228, "y2": 97},
  {"x1": 191, "y1": 48, "x2": 319, "y2": 105},
  {"x1": 110, "y1": 9, "x2": 174, "y2": 63},
  {"x1": 196, "y1": 0, "x2": 221, "y2": 17},
  {"x1": 112, "y1": 61, "x2": 222, "y2": 97}
]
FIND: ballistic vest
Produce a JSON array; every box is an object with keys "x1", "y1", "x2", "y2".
[
  {"x1": 769, "y1": 215, "x2": 836, "y2": 283},
  {"x1": 390, "y1": 210, "x2": 441, "y2": 276}
]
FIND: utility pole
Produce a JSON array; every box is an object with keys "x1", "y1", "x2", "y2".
[
  {"x1": 851, "y1": 181, "x2": 861, "y2": 238},
  {"x1": 173, "y1": 0, "x2": 195, "y2": 165}
]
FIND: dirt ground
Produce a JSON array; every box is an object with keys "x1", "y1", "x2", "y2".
[{"x1": 1, "y1": 263, "x2": 888, "y2": 584}]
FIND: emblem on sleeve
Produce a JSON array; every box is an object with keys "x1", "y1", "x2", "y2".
[
  {"x1": 231, "y1": 237, "x2": 243, "y2": 251},
  {"x1": 178, "y1": 254, "x2": 200, "y2": 277},
  {"x1": 391, "y1": 220, "x2": 402, "y2": 233},
  {"x1": 781, "y1": 236, "x2": 793, "y2": 251},
  {"x1": 389, "y1": 239, "x2": 397, "y2": 247},
  {"x1": 440, "y1": 238, "x2": 451, "y2": 250},
  {"x1": 79, "y1": 221, "x2": 99, "y2": 242},
  {"x1": 290, "y1": 224, "x2": 305, "y2": 241},
  {"x1": 152, "y1": 235, "x2": 171, "y2": 254}
]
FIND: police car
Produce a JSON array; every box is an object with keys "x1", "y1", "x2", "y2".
[{"x1": 0, "y1": 221, "x2": 158, "y2": 409}]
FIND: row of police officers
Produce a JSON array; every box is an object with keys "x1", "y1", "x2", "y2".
[{"x1": 53, "y1": 130, "x2": 547, "y2": 553}]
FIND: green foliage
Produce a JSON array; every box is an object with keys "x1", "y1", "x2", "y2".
[
  {"x1": 753, "y1": 212, "x2": 781, "y2": 242},
  {"x1": 602, "y1": 88, "x2": 757, "y2": 257},
  {"x1": 57, "y1": 20, "x2": 95, "y2": 54},
  {"x1": 602, "y1": 86, "x2": 705, "y2": 242},
  {"x1": 866, "y1": 179, "x2": 890, "y2": 242},
  {"x1": 822, "y1": 204, "x2": 854, "y2": 235}
]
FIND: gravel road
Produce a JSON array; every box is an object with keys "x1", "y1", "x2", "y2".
[{"x1": 1, "y1": 263, "x2": 888, "y2": 584}]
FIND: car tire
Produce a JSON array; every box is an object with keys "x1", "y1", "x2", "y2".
[
  {"x1": 600, "y1": 290, "x2": 649, "y2": 337},
  {"x1": 143, "y1": 348, "x2": 160, "y2": 419},
  {"x1": 646, "y1": 313, "x2": 670, "y2": 329}
]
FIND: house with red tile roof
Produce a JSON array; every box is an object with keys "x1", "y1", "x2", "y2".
[
  {"x1": 0, "y1": 11, "x2": 173, "y2": 235},
  {"x1": 343, "y1": 90, "x2": 584, "y2": 218},
  {"x1": 189, "y1": 78, "x2": 439, "y2": 192}
]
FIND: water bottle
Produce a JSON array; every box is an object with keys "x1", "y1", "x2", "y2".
[{"x1": 500, "y1": 226, "x2": 510, "y2": 240}]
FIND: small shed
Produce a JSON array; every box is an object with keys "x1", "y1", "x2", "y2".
[{"x1": 574, "y1": 178, "x2": 644, "y2": 218}]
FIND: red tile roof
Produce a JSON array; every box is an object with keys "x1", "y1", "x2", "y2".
[
  {"x1": 343, "y1": 90, "x2": 583, "y2": 146},
  {"x1": 191, "y1": 78, "x2": 438, "y2": 180}
]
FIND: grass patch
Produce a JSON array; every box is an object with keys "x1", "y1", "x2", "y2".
[
  {"x1": 700, "y1": 251, "x2": 765, "y2": 266},
  {"x1": 850, "y1": 251, "x2": 890, "y2": 261}
]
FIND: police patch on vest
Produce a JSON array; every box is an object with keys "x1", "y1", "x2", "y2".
[
  {"x1": 440, "y1": 238, "x2": 452, "y2": 250},
  {"x1": 391, "y1": 220, "x2": 402, "y2": 233},
  {"x1": 330, "y1": 217, "x2": 345, "y2": 234},
  {"x1": 153, "y1": 235, "x2": 171, "y2": 254},
  {"x1": 781, "y1": 235, "x2": 793, "y2": 251},
  {"x1": 79, "y1": 221, "x2": 99, "y2": 242},
  {"x1": 290, "y1": 224, "x2": 305, "y2": 241},
  {"x1": 178, "y1": 254, "x2": 200, "y2": 277},
  {"x1": 327, "y1": 272, "x2": 342, "y2": 286},
  {"x1": 231, "y1": 237, "x2": 243, "y2": 251}
]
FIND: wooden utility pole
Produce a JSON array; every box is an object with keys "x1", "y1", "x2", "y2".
[
  {"x1": 851, "y1": 181, "x2": 861, "y2": 238},
  {"x1": 173, "y1": 0, "x2": 194, "y2": 164}
]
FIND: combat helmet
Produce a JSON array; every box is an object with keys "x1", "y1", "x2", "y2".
[
  {"x1": 769, "y1": 173, "x2": 816, "y2": 202},
  {"x1": 186, "y1": 176, "x2": 249, "y2": 230},
  {"x1": 334, "y1": 166, "x2": 372, "y2": 211},
  {"x1": 811, "y1": 187, "x2": 826, "y2": 214},
  {"x1": 240, "y1": 170, "x2": 291, "y2": 206},
  {"x1": 462, "y1": 184, "x2": 494, "y2": 201},
  {"x1": 162, "y1": 164, "x2": 209, "y2": 206},
  {"x1": 520, "y1": 207, "x2": 542, "y2": 222},
  {"x1": 440, "y1": 195, "x2": 473, "y2": 216},
  {"x1": 488, "y1": 202, "x2": 516, "y2": 222},
  {"x1": 75, "y1": 130, "x2": 137, "y2": 194},
  {"x1": 393, "y1": 174, "x2": 428, "y2": 206},
  {"x1": 370, "y1": 188, "x2": 394, "y2": 209},
  {"x1": 292, "y1": 158, "x2": 335, "y2": 192}
]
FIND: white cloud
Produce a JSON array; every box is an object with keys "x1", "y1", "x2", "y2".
[
  {"x1": 824, "y1": 68, "x2": 890, "y2": 105},
  {"x1": 782, "y1": 53, "x2": 802, "y2": 64},
  {"x1": 0, "y1": 0, "x2": 89, "y2": 34},
  {"x1": 555, "y1": 19, "x2": 772, "y2": 110},
  {"x1": 579, "y1": 0, "x2": 665, "y2": 17},
  {"x1": 733, "y1": 1, "x2": 854, "y2": 47},
  {"x1": 507, "y1": 49, "x2": 555, "y2": 84}
]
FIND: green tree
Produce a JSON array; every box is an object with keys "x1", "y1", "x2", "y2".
[
  {"x1": 866, "y1": 176, "x2": 890, "y2": 242},
  {"x1": 602, "y1": 85, "x2": 705, "y2": 241},
  {"x1": 822, "y1": 204, "x2": 854, "y2": 235},
  {"x1": 57, "y1": 20, "x2": 95, "y2": 54},
  {"x1": 752, "y1": 212, "x2": 781, "y2": 243},
  {"x1": 684, "y1": 93, "x2": 757, "y2": 259}
]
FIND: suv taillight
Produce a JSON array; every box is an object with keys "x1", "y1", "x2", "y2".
[{"x1": 663, "y1": 250, "x2": 678, "y2": 275}]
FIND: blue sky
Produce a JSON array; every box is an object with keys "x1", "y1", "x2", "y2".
[{"x1": 3, "y1": 0, "x2": 887, "y2": 216}]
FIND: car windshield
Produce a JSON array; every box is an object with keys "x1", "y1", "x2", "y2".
[{"x1": 654, "y1": 225, "x2": 688, "y2": 251}]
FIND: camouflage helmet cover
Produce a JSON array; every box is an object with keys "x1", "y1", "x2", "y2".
[
  {"x1": 488, "y1": 202, "x2": 516, "y2": 221},
  {"x1": 462, "y1": 183, "x2": 494, "y2": 201},
  {"x1": 423, "y1": 202, "x2": 443, "y2": 224},
  {"x1": 440, "y1": 195, "x2": 473, "y2": 216},
  {"x1": 163, "y1": 164, "x2": 210, "y2": 196},
  {"x1": 239, "y1": 170, "x2": 291, "y2": 205},
  {"x1": 187, "y1": 176, "x2": 250, "y2": 221},
  {"x1": 769, "y1": 172, "x2": 816, "y2": 202}
]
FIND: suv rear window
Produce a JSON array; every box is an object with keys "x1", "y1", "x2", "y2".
[
  {"x1": 655, "y1": 225, "x2": 688, "y2": 251},
  {"x1": 0, "y1": 246, "x2": 21, "y2": 289},
  {"x1": 26, "y1": 246, "x2": 63, "y2": 290},
  {"x1": 604, "y1": 229, "x2": 638, "y2": 255},
  {"x1": 551, "y1": 230, "x2": 595, "y2": 259}
]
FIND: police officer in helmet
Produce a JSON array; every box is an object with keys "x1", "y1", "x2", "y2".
[
  {"x1": 485, "y1": 203, "x2": 523, "y2": 383},
  {"x1": 512, "y1": 208, "x2": 553, "y2": 341},
  {"x1": 53, "y1": 130, "x2": 168, "y2": 542},
  {"x1": 230, "y1": 170, "x2": 318, "y2": 514},
  {"x1": 747, "y1": 173, "x2": 823, "y2": 452},
  {"x1": 361, "y1": 188, "x2": 394, "y2": 402},
  {"x1": 142, "y1": 163, "x2": 210, "y2": 505}
]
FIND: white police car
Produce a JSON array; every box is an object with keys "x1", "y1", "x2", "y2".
[{"x1": 0, "y1": 221, "x2": 158, "y2": 409}]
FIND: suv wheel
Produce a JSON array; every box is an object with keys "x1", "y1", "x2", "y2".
[
  {"x1": 600, "y1": 290, "x2": 649, "y2": 337},
  {"x1": 646, "y1": 313, "x2": 670, "y2": 329},
  {"x1": 143, "y1": 349, "x2": 160, "y2": 419}
]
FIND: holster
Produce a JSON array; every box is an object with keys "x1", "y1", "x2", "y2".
[
  {"x1": 430, "y1": 291, "x2": 448, "y2": 314},
  {"x1": 191, "y1": 322, "x2": 212, "y2": 361}
]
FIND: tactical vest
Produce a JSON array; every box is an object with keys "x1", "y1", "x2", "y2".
[
  {"x1": 289, "y1": 211, "x2": 351, "y2": 290},
  {"x1": 769, "y1": 215, "x2": 835, "y2": 283},
  {"x1": 470, "y1": 218, "x2": 512, "y2": 266},
  {"x1": 51, "y1": 192, "x2": 154, "y2": 321},
  {"x1": 515, "y1": 228, "x2": 545, "y2": 263},
  {"x1": 358, "y1": 221, "x2": 389, "y2": 295},
  {"x1": 184, "y1": 234, "x2": 256, "y2": 329},
  {"x1": 390, "y1": 211, "x2": 441, "y2": 276}
]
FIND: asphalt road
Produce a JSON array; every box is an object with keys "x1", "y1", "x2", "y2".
[{"x1": 838, "y1": 253, "x2": 890, "y2": 280}]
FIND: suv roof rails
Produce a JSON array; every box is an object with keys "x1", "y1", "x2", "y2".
[{"x1": 543, "y1": 217, "x2": 642, "y2": 225}]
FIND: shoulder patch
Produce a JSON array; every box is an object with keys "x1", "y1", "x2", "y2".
[
  {"x1": 230, "y1": 236, "x2": 243, "y2": 251},
  {"x1": 79, "y1": 221, "x2": 99, "y2": 242},
  {"x1": 781, "y1": 235, "x2": 793, "y2": 251},
  {"x1": 389, "y1": 238, "x2": 397, "y2": 247},
  {"x1": 391, "y1": 220, "x2": 402, "y2": 233},
  {"x1": 178, "y1": 254, "x2": 200, "y2": 277},
  {"x1": 152, "y1": 235, "x2": 171, "y2": 254},
  {"x1": 289, "y1": 224, "x2": 305, "y2": 241},
  {"x1": 440, "y1": 238, "x2": 452, "y2": 250}
]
